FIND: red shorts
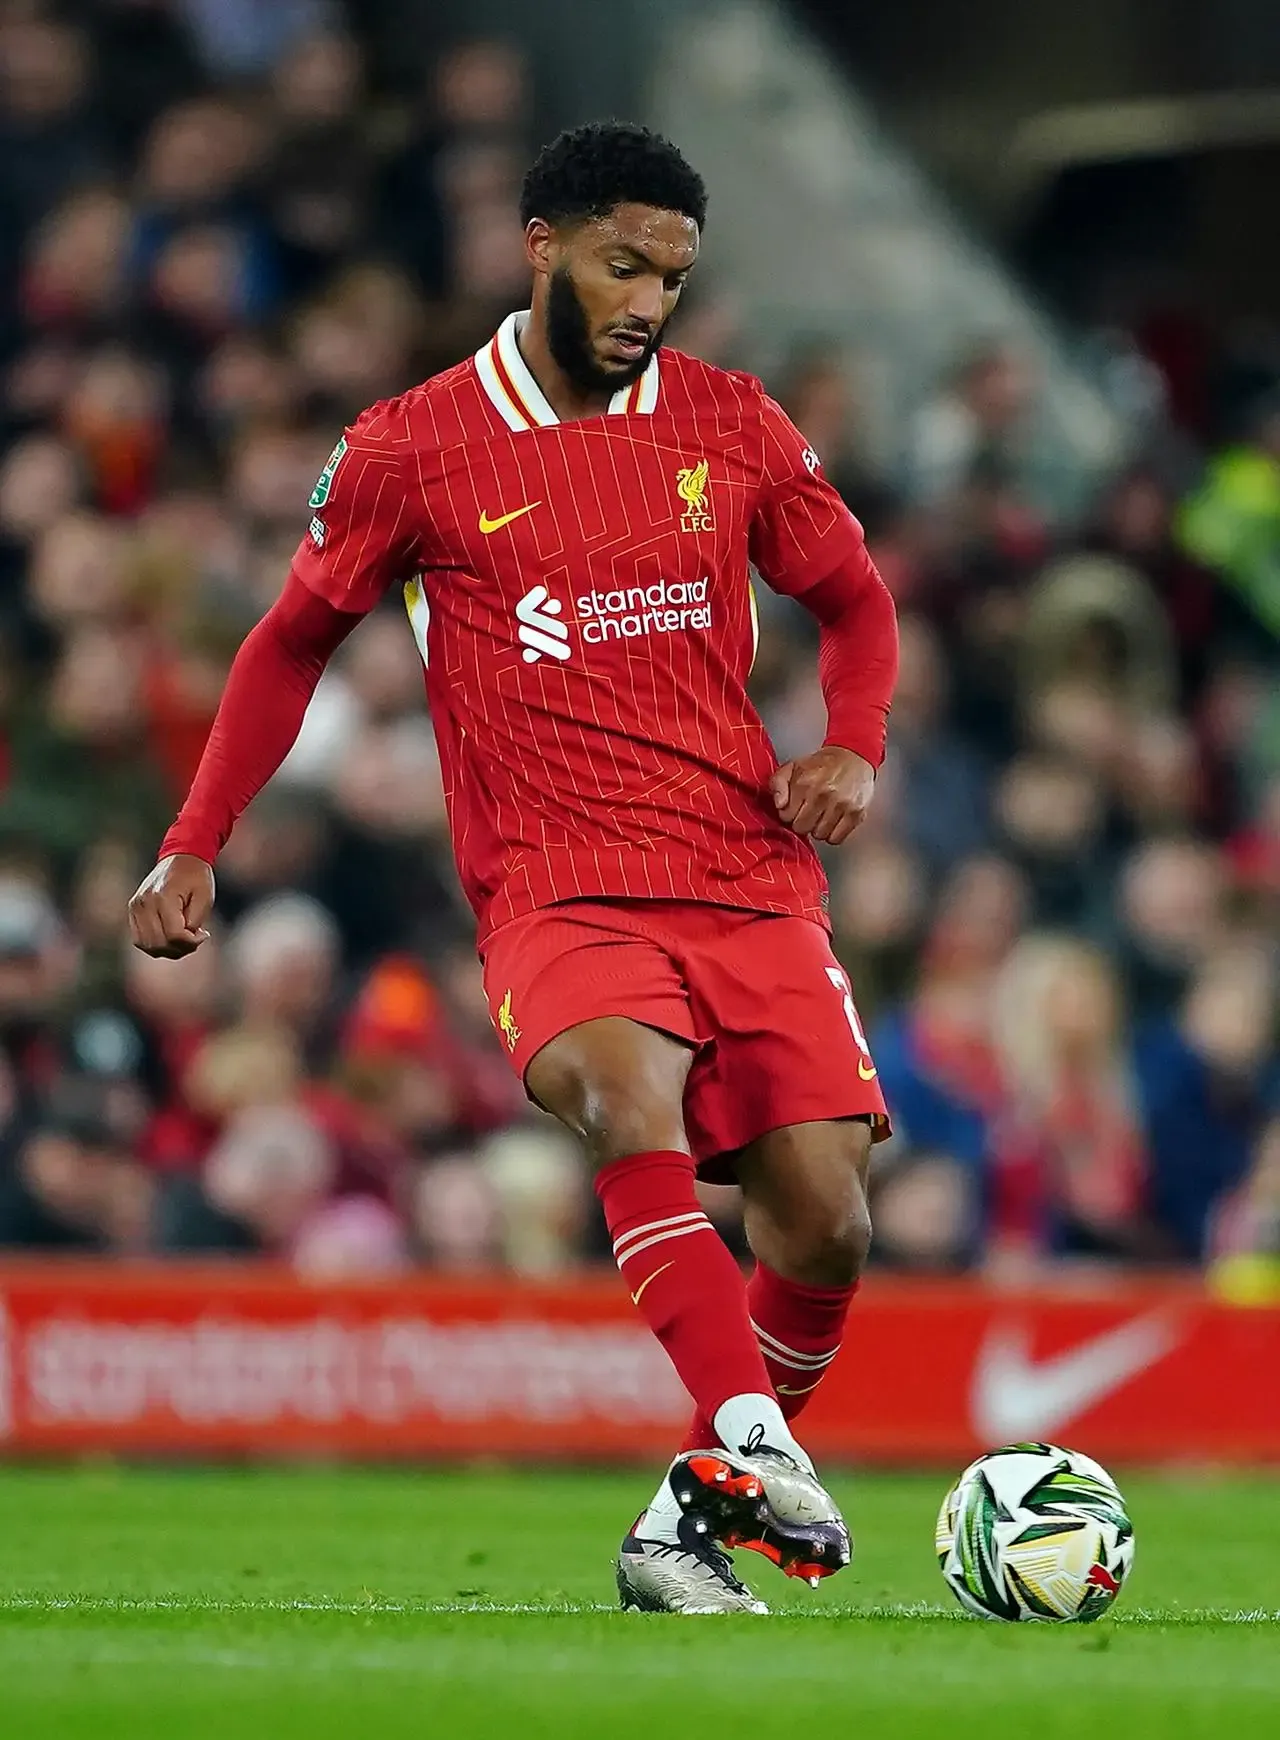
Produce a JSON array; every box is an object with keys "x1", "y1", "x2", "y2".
[{"x1": 480, "y1": 899, "x2": 890, "y2": 1181}]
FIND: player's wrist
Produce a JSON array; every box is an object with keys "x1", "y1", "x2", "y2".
[
  {"x1": 820, "y1": 735, "x2": 881, "y2": 773},
  {"x1": 156, "y1": 830, "x2": 218, "y2": 869}
]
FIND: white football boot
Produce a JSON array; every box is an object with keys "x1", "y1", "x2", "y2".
[
  {"x1": 616, "y1": 1509, "x2": 768, "y2": 1614},
  {"x1": 667, "y1": 1427, "x2": 852, "y2": 1587}
]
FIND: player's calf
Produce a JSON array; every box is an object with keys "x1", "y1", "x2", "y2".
[
  {"x1": 743, "y1": 1120, "x2": 872, "y2": 1425},
  {"x1": 739, "y1": 1117, "x2": 874, "y2": 1289},
  {"x1": 643, "y1": 1120, "x2": 871, "y2": 1547},
  {"x1": 530, "y1": 1016, "x2": 818, "y2": 1472}
]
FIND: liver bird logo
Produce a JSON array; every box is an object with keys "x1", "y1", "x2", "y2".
[
  {"x1": 496, "y1": 989, "x2": 521, "y2": 1052},
  {"x1": 676, "y1": 459, "x2": 710, "y2": 514}
]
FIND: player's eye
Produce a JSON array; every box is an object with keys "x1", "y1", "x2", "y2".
[
  {"x1": 610, "y1": 264, "x2": 637, "y2": 279},
  {"x1": 665, "y1": 275, "x2": 688, "y2": 293}
]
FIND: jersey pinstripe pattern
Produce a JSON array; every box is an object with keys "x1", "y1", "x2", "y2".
[{"x1": 289, "y1": 313, "x2": 866, "y2": 945}]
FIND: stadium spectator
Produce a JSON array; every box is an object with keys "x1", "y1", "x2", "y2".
[
  {"x1": 411, "y1": 1150, "x2": 503, "y2": 1271},
  {"x1": 0, "y1": 1071, "x2": 151, "y2": 1251},
  {"x1": 0, "y1": 16, "x2": 101, "y2": 244},
  {"x1": 868, "y1": 1148, "x2": 979, "y2": 1273},
  {"x1": 1208, "y1": 1114, "x2": 1280, "y2": 1302},
  {"x1": 174, "y1": 0, "x2": 334, "y2": 81},
  {"x1": 479, "y1": 1123, "x2": 589, "y2": 1276},
  {"x1": 828, "y1": 835, "x2": 929, "y2": 1026},
  {"x1": 870, "y1": 854, "x2": 1028, "y2": 1196},
  {"x1": 263, "y1": 29, "x2": 376, "y2": 301},
  {"x1": 992, "y1": 750, "x2": 1110, "y2": 933},
  {"x1": 1135, "y1": 944, "x2": 1280, "y2": 1260},
  {"x1": 881, "y1": 613, "x2": 990, "y2": 875},
  {"x1": 1117, "y1": 838, "x2": 1228, "y2": 1017},
  {"x1": 224, "y1": 892, "x2": 339, "y2": 1065},
  {"x1": 986, "y1": 934, "x2": 1160, "y2": 1269},
  {"x1": 1178, "y1": 388, "x2": 1280, "y2": 650},
  {"x1": 901, "y1": 338, "x2": 1043, "y2": 511}
]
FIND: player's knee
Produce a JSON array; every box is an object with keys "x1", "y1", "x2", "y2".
[
  {"x1": 748, "y1": 1120, "x2": 875, "y2": 1286},
  {"x1": 579, "y1": 1084, "x2": 688, "y2": 1167},
  {"x1": 784, "y1": 1185, "x2": 872, "y2": 1287},
  {"x1": 750, "y1": 1167, "x2": 871, "y2": 1286}
]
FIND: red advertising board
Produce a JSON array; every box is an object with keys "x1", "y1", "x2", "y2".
[{"x1": 0, "y1": 1263, "x2": 1276, "y2": 1463}]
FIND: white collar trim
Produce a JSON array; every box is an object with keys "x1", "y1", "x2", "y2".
[{"x1": 474, "y1": 311, "x2": 661, "y2": 429}]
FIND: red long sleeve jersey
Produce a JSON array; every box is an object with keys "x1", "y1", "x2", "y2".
[{"x1": 291, "y1": 314, "x2": 880, "y2": 946}]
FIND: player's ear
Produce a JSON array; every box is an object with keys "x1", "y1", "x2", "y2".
[{"x1": 524, "y1": 218, "x2": 554, "y2": 276}]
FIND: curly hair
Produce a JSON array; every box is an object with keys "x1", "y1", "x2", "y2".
[{"x1": 520, "y1": 121, "x2": 707, "y2": 231}]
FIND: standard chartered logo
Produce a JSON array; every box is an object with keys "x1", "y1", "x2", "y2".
[
  {"x1": 515, "y1": 585, "x2": 570, "y2": 662},
  {"x1": 515, "y1": 579, "x2": 712, "y2": 663}
]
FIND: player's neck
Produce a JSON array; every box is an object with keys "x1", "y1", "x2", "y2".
[{"x1": 516, "y1": 317, "x2": 615, "y2": 423}]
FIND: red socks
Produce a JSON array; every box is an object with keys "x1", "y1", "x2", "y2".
[
  {"x1": 751, "y1": 1264, "x2": 857, "y2": 1416},
  {"x1": 679, "y1": 1263, "x2": 858, "y2": 1453},
  {"x1": 595, "y1": 1149, "x2": 773, "y2": 1421},
  {"x1": 595, "y1": 1150, "x2": 859, "y2": 1455}
]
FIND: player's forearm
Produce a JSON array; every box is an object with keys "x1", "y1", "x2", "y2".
[
  {"x1": 158, "y1": 571, "x2": 364, "y2": 864},
  {"x1": 801, "y1": 545, "x2": 899, "y2": 769}
]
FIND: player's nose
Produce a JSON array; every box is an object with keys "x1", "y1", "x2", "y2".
[{"x1": 624, "y1": 280, "x2": 664, "y2": 328}]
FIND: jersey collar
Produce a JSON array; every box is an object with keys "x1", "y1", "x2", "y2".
[{"x1": 475, "y1": 311, "x2": 661, "y2": 430}]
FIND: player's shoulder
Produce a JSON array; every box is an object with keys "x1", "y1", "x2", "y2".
[
  {"x1": 661, "y1": 350, "x2": 793, "y2": 440},
  {"x1": 662, "y1": 348, "x2": 772, "y2": 416},
  {"x1": 345, "y1": 357, "x2": 483, "y2": 457}
]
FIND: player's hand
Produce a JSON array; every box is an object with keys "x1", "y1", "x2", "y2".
[
  {"x1": 128, "y1": 854, "x2": 215, "y2": 958},
  {"x1": 770, "y1": 747, "x2": 876, "y2": 845}
]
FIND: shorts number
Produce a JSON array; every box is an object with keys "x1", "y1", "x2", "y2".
[{"x1": 825, "y1": 966, "x2": 869, "y2": 1054}]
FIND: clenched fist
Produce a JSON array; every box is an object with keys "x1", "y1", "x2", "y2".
[
  {"x1": 128, "y1": 854, "x2": 215, "y2": 958},
  {"x1": 771, "y1": 746, "x2": 876, "y2": 845}
]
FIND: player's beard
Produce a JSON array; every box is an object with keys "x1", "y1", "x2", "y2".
[{"x1": 546, "y1": 266, "x2": 663, "y2": 398}]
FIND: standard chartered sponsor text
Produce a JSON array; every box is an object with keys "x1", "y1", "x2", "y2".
[
  {"x1": 578, "y1": 578, "x2": 711, "y2": 644},
  {"x1": 22, "y1": 1315, "x2": 687, "y2": 1426}
]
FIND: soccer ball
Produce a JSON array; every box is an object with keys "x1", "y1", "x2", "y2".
[{"x1": 935, "y1": 1443, "x2": 1134, "y2": 1622}]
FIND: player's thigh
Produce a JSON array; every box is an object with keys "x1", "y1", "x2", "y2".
[
  {"x1": 527, "y1": 1016, "x2": 696, "y2": 1163},
  {"x1": 480, "y1": 904, "x2": 699, "y2": 1162},
  {"x1": 682, "y1": 913, "x2": 890, "y2": 1170}
]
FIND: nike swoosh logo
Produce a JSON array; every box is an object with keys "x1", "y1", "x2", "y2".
[
  {"x1": 971, "y1": 1309, "x2": 1181, "y2": 1442},
  {"x1": 630, "y1": 1261, "x2": 674, "y2": 1307},
  {"x1": 776, "y1": 1377, "x2": 824, "y2": 1397},
  {"x1": 857, "y1": 1058, "x2": 878, "y2": 1081},
  {"x1": 479, "y1": 502, "x2": 541, "y2": 535}
]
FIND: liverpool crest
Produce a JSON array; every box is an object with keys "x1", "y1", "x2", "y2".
[{"x1": 675, "y1": 460, "x2": 714, "y2": 533}]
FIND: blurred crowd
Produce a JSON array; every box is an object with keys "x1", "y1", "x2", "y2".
[{"x1": 0, "y1": 2, "x2": 1277, "y2": 1288}]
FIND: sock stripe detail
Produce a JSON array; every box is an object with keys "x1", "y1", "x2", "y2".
[
  {"x1": 612, "y1": 1211, "x2": 707, "y2": 1259},
  {"x1": 756, "y1": 1342, "x2": 839, "y2": 1374},
  {"x1": 751, "y1": 1318, "x2": 840, "y2": 1363},
  {"x1": 751, "y1": 1319, "x2": 842, "y2": 1370},
  {"x1": 614, "y1": 1219, "x2": 716, "y2": 1267}
]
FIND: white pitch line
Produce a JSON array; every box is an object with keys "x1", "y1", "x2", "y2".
[
  {"x1": 0, "y1": 1596, "x2": 613, "y2": 1617},
  {"x1": 0, "y1": 1596, "x2": 1277, "y2": 1623}
]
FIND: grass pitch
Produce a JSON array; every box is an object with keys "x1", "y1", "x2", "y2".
[{"x1": 0, "y1": 1465, "x2": 1277, "y2": 1739}]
